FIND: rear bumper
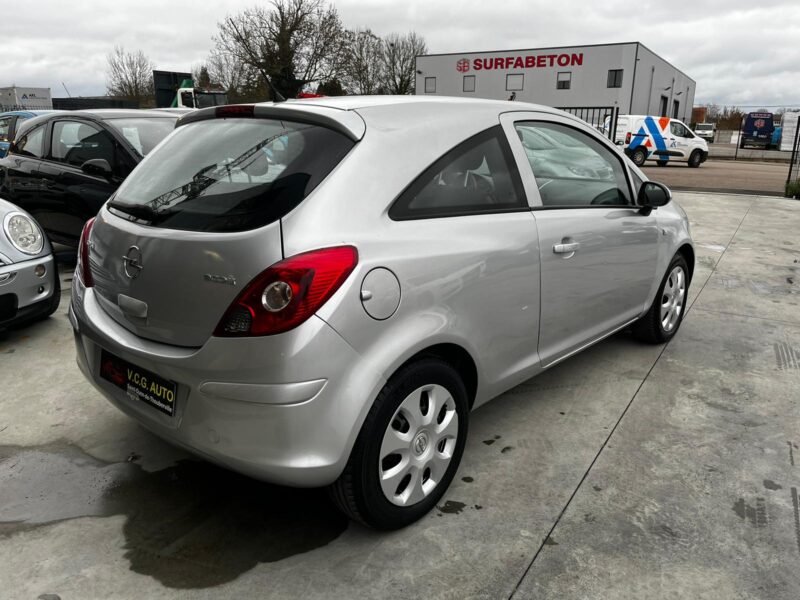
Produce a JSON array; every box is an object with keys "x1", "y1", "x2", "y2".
[
  {"x1": 0, "y1": 255, "x2": 57, "y2": 327},
  {"x1": 69, "y1": 283, "x2": 386, "y2": 487}
]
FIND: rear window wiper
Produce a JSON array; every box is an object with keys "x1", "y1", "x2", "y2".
[{"x1": 107, "y1": 200, "x2": 160, "y2": 221}]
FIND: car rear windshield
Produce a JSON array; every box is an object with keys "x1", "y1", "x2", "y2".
[
  {"x1": 109, "y1": 118, "x2": 355, "y2": 233},
  {"x1": 107, "y1": 117, "x2": 177, "y2": 156},
  {"x1": 695, "y1": 124, "x2": 713, "y2": 130}
]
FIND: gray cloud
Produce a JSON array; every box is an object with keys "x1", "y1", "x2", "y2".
[{"x1": 3, "y1": 0, "x2": 799, "y2": 107}]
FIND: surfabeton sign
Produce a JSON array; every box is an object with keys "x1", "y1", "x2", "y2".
[{"x1": 456, "y1": 53, "x2": 584, "y2": 72}]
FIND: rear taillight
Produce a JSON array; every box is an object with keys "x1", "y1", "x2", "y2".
[
  {"x1": 214, "y1": 246, "x2": 358, "y2": 337},
  {"x1": 215, "y1": 104, "x2": 254, "y2": 118},
  {"x1": 77, "y1": 217, "x2": 96, "y2": 287},
  {"x1": 625, "y1": 132, "x2": 631, "y2": 144}
]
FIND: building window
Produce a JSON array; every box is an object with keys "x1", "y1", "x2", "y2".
[
  {"x1": 607, "y1": 69, "x2": 623, "y2": 88},
  {"x1": 463, "y1": 75, "x2": 476, "y2": 93},
  {"x1": 556, "y1": 71, "x2": 571, "y2": 90},
  {"x1": 506, "y1": 73, "x2": 524, "y2": 91},
  {"x1": 424, "y1": 77, "x2": 436, "y2": 93},
  {"x1": 673, "y1": 99, "x2": 680, "y2": 119},
  {"x1": 659, "y1": 95, "x2": 668, "y2": 117}
]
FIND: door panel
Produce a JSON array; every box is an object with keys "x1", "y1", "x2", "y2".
[
  {"x1": 669, "y1": 121, "x2": 691, "y2": 159},
  {"x1": 37, "y1": 162, "x2": 117, "y2": 241},
  {"x1": 534, "y1": 207, "x2": 658, "y2": 365},
  {"x1": 501, "y1": 113, "x2": 659, "y2": 366},
  {"x1": 37, "y1": 119, "x2": 122, "y2": 242}
]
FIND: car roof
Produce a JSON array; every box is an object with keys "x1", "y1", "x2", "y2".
[
  {"x1": 179, "y1": 95, "x2": 573, "y2": 142},
  {"x1": 0, "y1": 110, "x2": 57, "y2": 118},
  {"x1": 276, "y1": 94, "x2": 565, "y2": 118},
  {"x1": 48, "y1": 109, "x2": 178, "y2": 120}
]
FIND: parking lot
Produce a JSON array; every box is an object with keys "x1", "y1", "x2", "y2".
[
  {"x1": 642, "y1": 160, "x2": 790, "y2": 196},
  {"x1": 1, "y1": 191, "x2": 799, "y2": 599}
]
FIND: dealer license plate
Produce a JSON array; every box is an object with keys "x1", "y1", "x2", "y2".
[{"x1": 100, "y1": 350, "x2": 177, "y2": 416}]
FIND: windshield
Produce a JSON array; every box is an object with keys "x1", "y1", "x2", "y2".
[
  {"x1": 196, "y1": 92, "x2": 228, "y2": 109},
  {"x1": 110, "y1": 118, "x2": 354, "y2": 233},
  {"x1": 107, "y1": 117, "x2": 177, "y2": 156},
  {"x1": 695, "y1": 124, "x2": 713, "y2": 131}
]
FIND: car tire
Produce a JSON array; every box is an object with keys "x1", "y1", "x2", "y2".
[
  {"x1": 329, "y1": 357, "x2": 469, "y2": 530},
  {"x1": 632, "y1": 253, "x2": 689, "y2": 344},
  {"x1": 630, "y1": 148, "x2": 646, "y2": 167},
  {"x1": 688, "y1": 150, "x2": 702, "y2": 168},
  {"x1": 656, "y1": 160, "x2": 668, "y2": 167}
]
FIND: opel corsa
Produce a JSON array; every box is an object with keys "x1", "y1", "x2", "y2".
[{"x1": 70, "y1": 97, "x2": 694, "y2": 529}]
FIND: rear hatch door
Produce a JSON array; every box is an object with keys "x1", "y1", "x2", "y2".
[{"x1": 88, "y1": 114, "x2": 356, "y2": 347}]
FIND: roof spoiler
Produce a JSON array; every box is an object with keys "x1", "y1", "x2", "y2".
[{"x1": 176, "y1": 102, "x2": 366, "y2": 142}]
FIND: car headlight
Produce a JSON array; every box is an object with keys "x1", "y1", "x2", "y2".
[{"x1": 3, "y1": 212, "x2": 44, "y2": 255}]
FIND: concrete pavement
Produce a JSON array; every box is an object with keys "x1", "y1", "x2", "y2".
[{"x1": 1, "y1": 192, "x2": 799, "y2": 599}]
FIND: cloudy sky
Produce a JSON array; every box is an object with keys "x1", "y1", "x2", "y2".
[{"x1": 4, "y1": 0, "x2": 799, "y2": 107}]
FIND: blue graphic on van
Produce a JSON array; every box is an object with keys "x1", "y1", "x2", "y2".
[{"x1": 628, "y1": 116, "x2": 669, "y2": 161}]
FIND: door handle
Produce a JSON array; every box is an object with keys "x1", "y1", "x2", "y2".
[{"x1": 553, "y1": 242, "x2": 580, "y2": 254}]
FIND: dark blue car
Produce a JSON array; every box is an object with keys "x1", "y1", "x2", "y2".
[{"x1": 0, "y1": 110, "x2": 56, "y2": 157}]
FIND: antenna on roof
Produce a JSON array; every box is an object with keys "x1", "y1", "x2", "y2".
[
  {"x1": 264, "y1": 75, "x2": 286, "y2": 103},
  {"x1": 62, "y1": 82, "x2": 72, "y2": 98}
]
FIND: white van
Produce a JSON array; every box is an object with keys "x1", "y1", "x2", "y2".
[{"x1": 614, "y1": 115, "x2": 709, "y2": 168}]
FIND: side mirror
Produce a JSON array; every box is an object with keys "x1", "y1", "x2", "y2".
[
  {"x1": 637, "y1": 181, "x2": 672, "y2": 213},
  {"x1": 81, "y1": 158, "x2": 113, "y2": 178}
]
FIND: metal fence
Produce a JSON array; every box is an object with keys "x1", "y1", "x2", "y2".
[
  {"x1": 787, "y1": 123, "x2": 800, "y2": 197},
  {"x1": 556, "y1": 106, "x2": 619, "y2": 141}
]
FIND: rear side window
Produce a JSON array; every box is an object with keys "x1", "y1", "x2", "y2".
[
  {"x1": 389, "y1": 126, "x2": 527, "y2": 220},
  {"x1": 106, "y1": 117, "x2": 176, "y2": 156},
  {"x1": 110, "y1": 118, "x2": 354, "y2": 232},
  {"x1": 13, "y1": 125, "x2": 45, "y2": 158}
]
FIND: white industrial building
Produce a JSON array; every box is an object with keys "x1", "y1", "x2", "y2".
[{"x1": 415, "y1": 42, "x2": 696, "y2": 122}]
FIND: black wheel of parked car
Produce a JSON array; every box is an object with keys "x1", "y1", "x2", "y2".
[
  {"x1": 657, "y1": 160, "x2": 668, "y2": 167},
  {"x1": 329, "y1": 357, "x2": 469, "y2": 530},
  {"x1": 632, "y1": 253, "x2": 690, "y2": 344},
  {"x1": 630, "y1": 148, "x2": 647, "y2": 167},
  {"x1": 688, "y1": 150, "x2": 702, "y2": 168}
]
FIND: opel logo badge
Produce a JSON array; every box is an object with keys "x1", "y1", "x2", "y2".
[
  {"x1": 122, "y1": 246, "x2": 144, "y2": 279},
  {"x1": 413, "y1": 432, "x2": 429, "y2": 456}
]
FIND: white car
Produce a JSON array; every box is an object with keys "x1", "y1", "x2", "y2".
[
  {"x1": 615, "y1": 115, "x2": 709, "y2": 168},
  {"x1": 694, "y1": 123, "x2": 715, "y2": 143}
]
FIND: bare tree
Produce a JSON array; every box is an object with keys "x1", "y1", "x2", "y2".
[
  {"x1": 341, "y1": 28, "x2": 383, "y2": 95},
  {"x1": 206, "y1": 49, "x2": 250, "y2": 95},
  {"x1": 213, "y1": 0, "x2": 348, "y2": 99},
  {"x1": 380, "y1": 32, "x2": 427, "y2": 95},
  {"x1": 106, "y1": 46, "x2": 154, "y2": 102}
]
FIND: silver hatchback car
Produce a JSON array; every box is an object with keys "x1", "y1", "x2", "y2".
[{"x1": 70, "y1": 97, "x2": 693, "y2": 529}]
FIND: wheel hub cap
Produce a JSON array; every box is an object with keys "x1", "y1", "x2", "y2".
[
  {"x1": 660, "y1": 265, "x2": 686, "y2": 333},
  {"x1": 379, "y1": 384, "x2": 459, "y2": 507}
]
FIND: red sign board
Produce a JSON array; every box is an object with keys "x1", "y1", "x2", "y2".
[{"x1": 456, "y1": 53, "x2": 584, "y2": 72}]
